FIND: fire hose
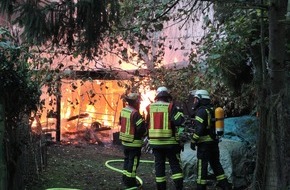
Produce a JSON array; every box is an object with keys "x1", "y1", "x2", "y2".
[
  {"x1": 104, "y1": 159, "x2": 155, "y2": 189},
  {"x1": 104, "y1": 138, "x2": 174, "y2": 189},
  {"x1": 45, "y1": 159, "x2": 155, "y2": 190}
]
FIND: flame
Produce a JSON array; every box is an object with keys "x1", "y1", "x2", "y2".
[
  {"x1": 31, "y1": 79, "x2": 158, "y2": 143},
  {"x1": 138, "y1": 84, "x2": 156, "y2": 118},
  {"x1": 140, "y1": 90, "x2": 156, "y2": 118},
  {"x1": 81, "y1": 105, "x2": 96, "y2": 128}
]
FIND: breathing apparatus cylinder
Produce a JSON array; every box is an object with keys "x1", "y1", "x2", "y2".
[{"x1": 215, "y1": 107, "x2": 224, "y2": 136}]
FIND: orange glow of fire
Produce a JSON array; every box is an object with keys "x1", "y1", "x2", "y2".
[
  {"x1": 139, "y1": 90, "x2": 156, "y2": 118},
  {"x1": 78, "y1": 105, "x2": 96, "y2": 128},
  {"x1": 30, "y1": 80, "x2": 157, "y2": 143}
]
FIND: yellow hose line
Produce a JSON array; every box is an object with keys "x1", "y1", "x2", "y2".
[{"x1": 104, "y1": 159, "x2": 155, "y2": 189}]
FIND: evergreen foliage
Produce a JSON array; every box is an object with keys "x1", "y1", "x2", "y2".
[
  {"x1": 0, "y1": 27, "x2": 41, "y2": 118},
  {"x1": 190, "y1": 7, "x2": 263, "y2": 116},
  {"x1": 0, "y1": 27, "x2": 42, "y2": 190},
  {"x1": 0, "y1": 0, "x2": 120, "y2": 58}
]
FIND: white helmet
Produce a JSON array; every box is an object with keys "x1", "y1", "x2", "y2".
[
  {"x1": 125, "y1": 93, "x2": 140, "y2": 101},
  {"x1": 193, "y1": 89, "x2": 210, "y2": 100},
  {"x1": 156, "y1": 86, "x2": 169, "y2": 95}
]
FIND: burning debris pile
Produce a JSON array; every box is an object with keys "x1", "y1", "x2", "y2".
[{"x1": 62, "y1": 116, "x2": 112, "y2": 145}]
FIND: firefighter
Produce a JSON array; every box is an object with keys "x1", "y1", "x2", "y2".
[
  {"x1": 146, "y1": 86, "x2": 184, "y2": 190},
  {"x1": 119, "y1": 93, "x2": 147, "y2": 189},
  {"x1": 190, "y1": 90, "x2": 231, "y2": 190}
]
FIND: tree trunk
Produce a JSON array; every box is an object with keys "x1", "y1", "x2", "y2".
[
  {"x1": 285, "y1": 7, "x2": 290, "y2": 188},
  {"x1": 0, "y1": 95, "x2": 7, "y2": 190},
  {"x1": 253, "y1": 0, "x2": 289, "y2": 189},
  {"x1": 56, "y1": 81, "x2": 61, "y2": 142}
]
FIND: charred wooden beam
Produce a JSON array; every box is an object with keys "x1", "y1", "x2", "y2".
[{"x1": 62, "y1": 69, "x2": 150, "y2": 80}]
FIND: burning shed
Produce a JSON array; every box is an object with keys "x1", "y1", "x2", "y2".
[{"x1": 31, "y1": 69, "x2": 150, "y2": 144}]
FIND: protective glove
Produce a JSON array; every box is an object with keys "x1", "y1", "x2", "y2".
[
  {"x1": 181, "y1": 144, "x2": 184, "y2": 152},
  {"x1": 179, "y1": 141, "x2": 185, "y2": 152},
  {"x1": 190, "y1": 141, "x2": 196, "y2": 150},
  {"x1": 178, "y1": 132, "x2": 188, "y2": 143}
]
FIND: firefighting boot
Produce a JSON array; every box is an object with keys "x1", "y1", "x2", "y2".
[
  {"x1": 126, "y1": 177, "x2": 138, "y2": 188},
  {"x1": 136, "y1": 179, "x2": 142, "y2": 189},
  {"x1": 156, "y1": 181, "x2": 166, "y2": 190},
  {"x1": 122, "y1": 175, "x2": 128, "y2": 186},
  {"x1": 216, "y1": 179, "x2": 232, "y2": 190},
  {"x1": 196, "y1": 184, "x2": 207, "y2": 190},
  {"x1": 173, "y1": 178, "x2": 183, "y2": 190}
]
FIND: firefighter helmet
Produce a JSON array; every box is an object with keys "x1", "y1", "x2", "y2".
[
  {"x1": 125, "y1": 93, "x2": 140, "y2": 101},
  {"x1": 156, "y1": 86, "x2": 169, "y2": 95},
  {"x1": 193, "y1": 89, "x2": 210, "y2": 100},
  {"x1": 155, "y1": 86, "x2": 172, "y2": 100}
]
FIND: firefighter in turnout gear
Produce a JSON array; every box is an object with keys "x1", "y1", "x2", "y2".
[
  {"x1": 119, "y1": 93, "x2": 147, "y2": 189},
  {"x1": 190, "y1": 90, "x2": 231, "y2": 190},
  {"x1": 146, "y1": 87, "x2": 184, "y2": 190}
]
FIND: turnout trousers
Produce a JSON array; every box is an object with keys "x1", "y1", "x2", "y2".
[
  {"x1": 152, "y1": 145, "x2": 183, "y2": 190},
  {"x1": 122, "y1": 146, "x2": 141, "y2": 189},
  {"x1": 196, "y1": 143, "x2": 230, "y2": 190}
]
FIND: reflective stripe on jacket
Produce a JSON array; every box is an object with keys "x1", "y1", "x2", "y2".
[
  {"x1": 119, "y1": 106, "x2": 143, "y2": 147},
  {"x1": 148, "y1": 102, "x2": 173, "y2": 138},
  {"x1": 193, "y1": 106, "x2": 215, "y2": 143},
  {"x1": 148, "y1": 101, "x2": 180, "y2": 145}
]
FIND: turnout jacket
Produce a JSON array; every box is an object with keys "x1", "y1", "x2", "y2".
[
  {"x1": 192, "y1": 104, "x2": 217, "y2": 144},
  {"x1": 119, "y1": 105, "x2": 147, "y2": 147},
  {"x1": 146, "y1": 100, "x2": 184, "y2": 147}
]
